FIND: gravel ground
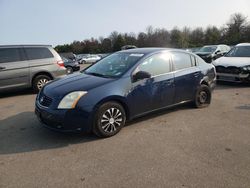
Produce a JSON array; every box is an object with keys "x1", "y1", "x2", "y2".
[{"x1": 0, "y1": 82, "x2": 250, "y2": 188}]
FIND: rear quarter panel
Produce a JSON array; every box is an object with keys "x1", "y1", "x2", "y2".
[{"x1": 198, "y1": 62, "x2": 216, "y2": 88}]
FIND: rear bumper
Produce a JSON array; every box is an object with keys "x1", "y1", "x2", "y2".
[
  {"x1": 217, "y1": 72, "x2": 250, "y2": 82},
  {"x1": 35, "y1": 102, "x2": 93, "y2": 133},
  {"x1": 52, "y1": 67, "x2": 67, "y2": 78}
]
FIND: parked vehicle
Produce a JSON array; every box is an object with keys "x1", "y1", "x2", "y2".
[
  {"x1": 196, "y1": 45, "x2": 231, "y2": 63},
  {"x1": 59, "y1": 52, "x2": 76, "y2": 61},
  {"x1": 97, "y1": 53, "x2": 111, "y2": 58},
  {"x1": 35, "y1": 48, "x2": 216, "y2": 138},
  {"x1": 0, "y1": 45, "x2": 66, "y2": 93},
  {"x1": 61, "y1": 57, "x2": 80, "y2": 74},
  {"x1": 185, "y1": 47, "x2": 201, "y2": 53},
  {"x1": 79, "y1": 54, "x2": 101, "y2": 64},
  {"x1": 121, "y1": 45, "x2": 137, "y2": 50},
  {"x1": 213, "y1": 43, "x2": 250, "y2": 83},
  {"x1": 76, "y1": 54, "x2": 88, "y2": 63}
]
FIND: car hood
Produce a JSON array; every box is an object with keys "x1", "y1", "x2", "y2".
[
  {"x1": 213, "y1": 57, "x2": 250, "y2": 67},
  {"x1": 43, "y1": 73, "x2": 113, "y2": 98}
]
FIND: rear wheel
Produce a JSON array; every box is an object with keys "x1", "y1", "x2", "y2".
[
  {"x1": 194, "y1": 85, "x2": 211, "y2": 108},
  {"x1": 66, "y1": 67, "x2": 73, "y2": 74},
  {"x1": 93, "y1": 102, "x2": 126, "y2": 138},
  {"x1": 32, "y1": 75, "x2": 51, "y2": 93}
]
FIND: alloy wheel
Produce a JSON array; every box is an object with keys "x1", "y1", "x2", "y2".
[
  {"x1": 100, "y1": 108, "x2": 123, "y2": 133},
  {"x1": 199, "y1": 91, "x2": 208, "y2": 104},
  {"x1": 37, "y1": 78, "x2": 49, "y2": 90}
]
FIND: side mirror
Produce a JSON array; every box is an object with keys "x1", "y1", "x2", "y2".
[
  {"x1": 215, "y1": 50, "x2": 221, "y2": 54},
  {"x1": 132, "y1": 71, "x2": 151, "y2": 82}
]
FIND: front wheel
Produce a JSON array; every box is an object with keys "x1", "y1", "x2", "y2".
[
  {"x1": 93, "y1": 102, "x2": 126, "y2": 138},
  {"x1": 194, "y1": 85, "x2": 211, "y2": 108}
]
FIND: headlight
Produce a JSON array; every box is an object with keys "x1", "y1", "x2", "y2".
[
  {"x1": 58, "y1": 91, "x2": 87, "y2": 109},
  {"x1": 243, "y1": 66, "x2": 250, "y2": 71}
]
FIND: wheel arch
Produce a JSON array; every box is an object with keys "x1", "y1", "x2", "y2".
[
  {"x1": 94, "y1": 96, "x2": 131, "y2": 121},
  {"x1": 200, "y1": 76, "x2": 210, "y2": 87},
  {"x1": 31, "y1": 71, "x2": 54, "y2": 85}
]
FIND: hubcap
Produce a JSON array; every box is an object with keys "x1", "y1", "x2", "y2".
[
  {"x1": 67, "y1": 68, "x2": 72, "y2": 74},
  {"x1": 37, "y1": 79, "x2": 49, "y2": 90},
  {"x1": 199, "y1": 91, "x2": 207, "y2": 104},
  {"x1": 101, "y1": 108, "x2": 123, "y2": 133}
]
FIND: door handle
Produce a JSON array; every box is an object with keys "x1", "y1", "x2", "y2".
[
  {"x1": 166, "y1": 79, "x2": 174, "y2": 85},
  {"x1": 0, "y1": 66, "x2": 6, "y2": 70}
]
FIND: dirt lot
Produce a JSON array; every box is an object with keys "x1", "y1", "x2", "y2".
[{"x1": 0, "y1": 81, "x2": 250, "y2": 188}]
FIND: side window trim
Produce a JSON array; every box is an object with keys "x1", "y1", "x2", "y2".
[
  {"x1": 19, "y1": 47, "x2": 28, "y2": 61},
  {"x1": 190, "y1": 54, "x2": 197, "y2": 66}
]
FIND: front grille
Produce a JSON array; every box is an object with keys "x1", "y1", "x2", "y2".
[
  {"x1": 38, "y1": 92, "x2": 53, "y2": 107},
  {"x1": 216, "y1": 66, "x2": 242, "y2": 74}
]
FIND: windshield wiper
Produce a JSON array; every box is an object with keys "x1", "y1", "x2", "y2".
[{"x1": 85, "y1": 72, "x2": 112, "y2": 78}]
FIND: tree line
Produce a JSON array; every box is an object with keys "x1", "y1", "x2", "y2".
[{"x1": 55, "y1": 13, "x2": 250, "y2": 54}]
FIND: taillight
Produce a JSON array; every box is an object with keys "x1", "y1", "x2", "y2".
[{"x1": 57, "y1": 60, "x2": 64, "y2": 67}]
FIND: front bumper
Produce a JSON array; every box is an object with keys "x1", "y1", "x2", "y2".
[
  {"x1": 217, "y1": 72, "x2": 250, "y2": 82},
  {"x1": 35, "y1": 102, "x2": 93, "y2": 133}
]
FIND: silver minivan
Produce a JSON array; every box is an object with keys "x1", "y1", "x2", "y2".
[{"x1": 0, "y1": 45, "x2": 66, "y2": 93}]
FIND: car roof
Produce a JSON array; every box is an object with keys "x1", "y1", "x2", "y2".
[
  {"x1": 203, "y1": 45, "x2": 218, "y2": 47},
  {"x1": 0, "y1": 44, "x2": 52, "y2": 48},
  {"x1": 236, "y1": 43, "x2": 250, "y2": 47},
  {"x1": 118, "y1": 47, "x2": 176, "y2": 55}
]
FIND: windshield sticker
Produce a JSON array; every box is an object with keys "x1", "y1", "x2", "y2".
[{"x1": 129, "y1": 54, "x2": 144, "y2": 57}]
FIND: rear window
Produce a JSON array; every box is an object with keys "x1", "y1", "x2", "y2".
[
  {"x1": 0, "y1": 48, "x2": 21, "y2": 63},
  {"x1": 25, "y1": 47, "x2": 54, "y2": 60},
  {"x1": 172, "y1": 52, "x2": 192, "y2": 70}
]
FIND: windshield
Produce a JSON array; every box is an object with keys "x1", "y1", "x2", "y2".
[
  {"x1": 225, "y1": 46, "x2": 250, "y2": 57},
  {"x1": 199, "y1": 46, "x2": 217, "y2": 53},
  {"x1": 84, "y1": 52, "x2": 144, "y2": 78}
]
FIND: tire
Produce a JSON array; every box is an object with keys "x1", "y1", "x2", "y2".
[
  {"x1": 81, "y1": 60, "x2": 86, "y2": 64},
  {"x1": 194, "y1": 85, "x2": 211, "y2": 108},
  {"x1": 93, "y1": 102, "x2": 126, "y2": 138},
  {"x1": 66, "y1": 67, "x2": 73, "y2": 74},
  {"x1": 32, "y1": 75, "x2": 51, "y2": 93}
]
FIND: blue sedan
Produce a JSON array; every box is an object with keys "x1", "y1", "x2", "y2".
[{"x1": 35, "y1": 48, "x2": 216, "y2": 137}]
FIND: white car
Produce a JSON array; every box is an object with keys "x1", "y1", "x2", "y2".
[
  {"x1": 213, "y1": 43, "x2": 250, "y2": 83},
  {"x1": 80, "y1": 54, "x2": 101, "y2": 64}
]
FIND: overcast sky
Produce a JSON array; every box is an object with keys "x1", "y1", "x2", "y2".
[{"x1": 0, "y1": 0, "x2": 249, "y2": 46}]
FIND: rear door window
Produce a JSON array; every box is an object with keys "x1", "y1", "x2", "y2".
[
  {"x1": 172, "y1": 52, "x2": 192, "y2": 70},
  {"x1": 0, "y1": 48, "x2": 22, "y2": 63},
  {"x1": 24, "y1": 47, "x2": 53, "y2": 60},
  {"x1": 137, "y1": 53, "x2": 171, "y2": 76}
]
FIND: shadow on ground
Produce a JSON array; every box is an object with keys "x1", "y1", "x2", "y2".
[
  {"x1": 215, "y1": 81, "x2": 250, "y2": 90},
  {"x1": 0, "y1": 104, "x2": 191, "y2": 155},
  {"x1": 236, "y1": 105, "x2": 250, "y2": 110},
  {"x1": 0, "y1": 89, "x2": 34, "y2": 99},
  {"x1": 0, "y1": 112, "x2": 97, "y2": 155}
]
